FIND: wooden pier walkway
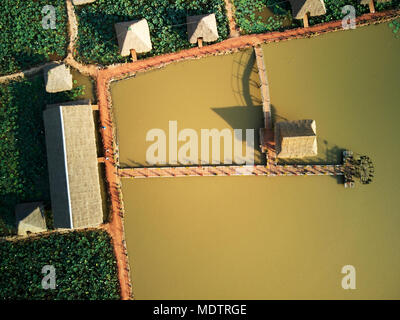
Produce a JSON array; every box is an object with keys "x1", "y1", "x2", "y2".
[
  {"x1": 254, "y1": 45, "x2": 272, "y2": 129},
  {"x1": 119, "y1": 165, "x2": 344, "y2": 179}
]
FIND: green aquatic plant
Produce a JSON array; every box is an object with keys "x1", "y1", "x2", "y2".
[
  {"x1": 0, "y1": 0, "x2": 68, "y2": 76},
  {"x1": 0, "y1": 230, "x2": 120, "y2": 300},
  {"x1": 234, "y1": 0, "x2": 400, "y2": 34},
  {"x1": 75, "y1": 0, "x2": 229, "y2": 65},
  {"x1": 389, "y1": 19, "x2": 400, "y2": 38}
]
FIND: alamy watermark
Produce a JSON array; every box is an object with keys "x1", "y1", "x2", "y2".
[
  {"x1": 341, "y1": 265, "x2": 356, "y2": 290},
  {"x1": 342, "y1": 5, "x2": 357, "y2": 30},
  {"x1": 145, "y1": 121, "x2": 255, "y2": 166},
  {"x1": 41, "y1": 265, "x2": 56, "y2": 290},
  {"x1": 41, "y1": 5, "x2": 56, "y2": 30}
]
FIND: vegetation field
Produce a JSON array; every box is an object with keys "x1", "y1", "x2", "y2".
[
  {"x1": 0, "y1": 0, "x2": 68, "y2": 76},
  {"x1": 233, "y1": 0, "x2": 400, "y2": 35},
  {"x1": 0, "y1": 77, "x2": 85, "y2": 236},
  {"x1": 75, "y1": 0, "x2": 229, "y2": 65},
  {"x1": 0, "y1": 230, "x2": 120, "y2": 300}
]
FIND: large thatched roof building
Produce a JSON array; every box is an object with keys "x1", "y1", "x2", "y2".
[
  {"x1": 43, "y1": 102, "x2": 103, "y2": 229},
  {"x1": 44, "y1": 63, "x2": 73, "y2": 93},
  {"x1": 275, "y1": 120, "x2": 318, "y2": 158},
  {"x1": 289, "y1": 0, "x2": 327, "y2": 19},
  {"x1": 187, "y1": 13, "x2": 219, "y2": 44},
  {"x1": 15, "y1": 202, "x2": 47, "y2": 235},
  {"x1": 115, "y1": 19, "x2": 152, "y2": 57}
]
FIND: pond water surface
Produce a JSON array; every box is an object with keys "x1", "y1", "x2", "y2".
[{"x1": 113, "y1": 22, "x2": 400, "y2": 299}]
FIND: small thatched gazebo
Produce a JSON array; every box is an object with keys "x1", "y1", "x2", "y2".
[
  {"x1": 44, "y1": 63, "x2": 73, "y2": 93},
  {"x1": 275, "y1": 119, "x2": 318, "y2": 158},
  {"x1": 15, "y1": 202, "x2": 47, "y2": 235},
  {"x1": 72, "y1": 0, "x2": 96, "y2": 5},
  {"x1": 360, "y1": 0, "x2": 391, "y2": 13},
  {"x1": 187, "y1": 13, "x2": 219, "y2": 48},
  {"x1": 115, "y1": 19, "x2": 152, "y2": 61},
  {"x1": 289, "y1": 0, "x2": 327, "y2": 28}
]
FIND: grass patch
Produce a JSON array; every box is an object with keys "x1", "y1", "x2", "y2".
[
  {"x1": 75, "y1": 0, "x2": 229, "y2": 65},
  {"x1": 0, "y1": 0, "x2": 68, "y2": 76},
  {"x1": 0, "y1": 230, "x2": 120, "y2": 300}
]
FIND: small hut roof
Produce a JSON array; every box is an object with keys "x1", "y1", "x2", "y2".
[
  {"x1": 15, "y1": 202, "x2": 47, "y2": 235},
  {"x1": 44, "y1": 63, "x2": 73, "y2": 93},
  {"x1": 72, "y1": 0, "x2": 96, "y2": 5},
  {"x1": 275, "y1": 120, "x2": 318, "y2": 158},
  {"x1": 187, "y1": 13, "x2": 219, "y2": 44},
  {"x1": 43, "y1": 102, "x2": 103, "y2": 229},
  {"x1": 289, "y1": 0, "x2": 327, "y2": 19},
  {"x1": 115, "y1": 19, "x2": 152, "y2": 56}
]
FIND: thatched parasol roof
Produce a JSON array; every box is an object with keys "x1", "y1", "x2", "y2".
[
  {"x1": 44, "y1": 63, "x2": 73, "y2": 93},
  {"x1": 187, "y1": 13, "x2": 219, "y2": 44},
  {"x1": 115, "y1": 19, "x2": 152, "y2": 57},
  {"x1": 15, "y1": 202, "x2": 47, "y2": 235},
  {"x1": 275, "y1": 119, "x2": 318, "y2": 158},
  {"x1": 43, "y1": 102, "x2": 103, "y2": 229},
  {"x1": 289, "y1": 0, "x2": 327, "y2": 19}
]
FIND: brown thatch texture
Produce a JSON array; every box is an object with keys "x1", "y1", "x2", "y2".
[
  {"x1": 15, "y1": 202, "x2": 47, "y2": 235},
  {"x1": 115, "y1": 19, "x2": 152, "y2": 56},
  {"x1": 44, "y1": 63, "x2": 73, "y2": 93},
  {"x1": 187, "y1": 13, "x2": 219, "y2": 44},
  {"x1": 275, "y1": 120, "x2": 318, "y2": 158},
  {"x1": 289, "y1": 0, "x2": 327, "y2": 19},
  {"x1": 44, "y1": 103, "x2": 103, "y2": 229}
]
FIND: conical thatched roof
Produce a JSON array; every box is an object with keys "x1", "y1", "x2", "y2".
[
  {"x1": 289, "y1": 0, "x2": 327, "y2": 19},
  {"x1": 115, "y1": 19, "x2": 152, "y2": 57},
  {"x1": 43, "y1": 102, "x2": 103, "y2": 229},
  {"x1": 15, "y1": 202, "x2": 47, "y2": 235},
  {"x1": 275, "y1": 120, "x2": 318, "y2": 158},
  {"x1": 72, "y1": 0, "x2": 96, "y2": 5},
  {"x1": 187, "y1": 13, "x2": 219, "y2": 44},
  {"x1": 44, "y1": 63, "x2": 73, "y2": 93}
]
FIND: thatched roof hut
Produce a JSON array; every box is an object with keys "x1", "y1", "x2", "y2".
[
  {"x1": 275, "y1": 119, "x2": 318, "y2": 158},
  {"x1": 289, "y1": 0, "x2": 327, "y2": 19},
  {"x1": 187, "y1": 13, "x2": 219, "y2": 44},
  {"x1": 15, "y1": 202, "x2": 47, "y2": 235},
  {"x1": 72, "y1": 0, "x2": 96, "y2": 5},
  {"x1": 43, "y1": 102, "x2": 103, "y2": 229},
  {"x1": 44, "y1": 63, "x2": 73, "y2": 93},
  {"x1": 115, "y1": 19, "x2": 152, "y2": 57}
]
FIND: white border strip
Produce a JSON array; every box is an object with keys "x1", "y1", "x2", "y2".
[{"x1": 59, "y1": 106, "x2": 74, "y2": 229}]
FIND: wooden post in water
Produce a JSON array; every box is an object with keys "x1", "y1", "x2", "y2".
[
  {"x1": 303, "y1": 13, "x2": 309, "y2": 28},
  {"x1": 197, "y1": 37, "x2": 203, "y2": 48},
  {"x1": 130, "y1": 49, "x2": 137, "y2": 62},
  {"x1": 369, "y1": 0, "x2": 376, "y2": 13}
]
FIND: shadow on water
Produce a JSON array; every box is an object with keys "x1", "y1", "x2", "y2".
[{"x1": 230, "y1": 49, "x2": 262, "y2": 108}]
